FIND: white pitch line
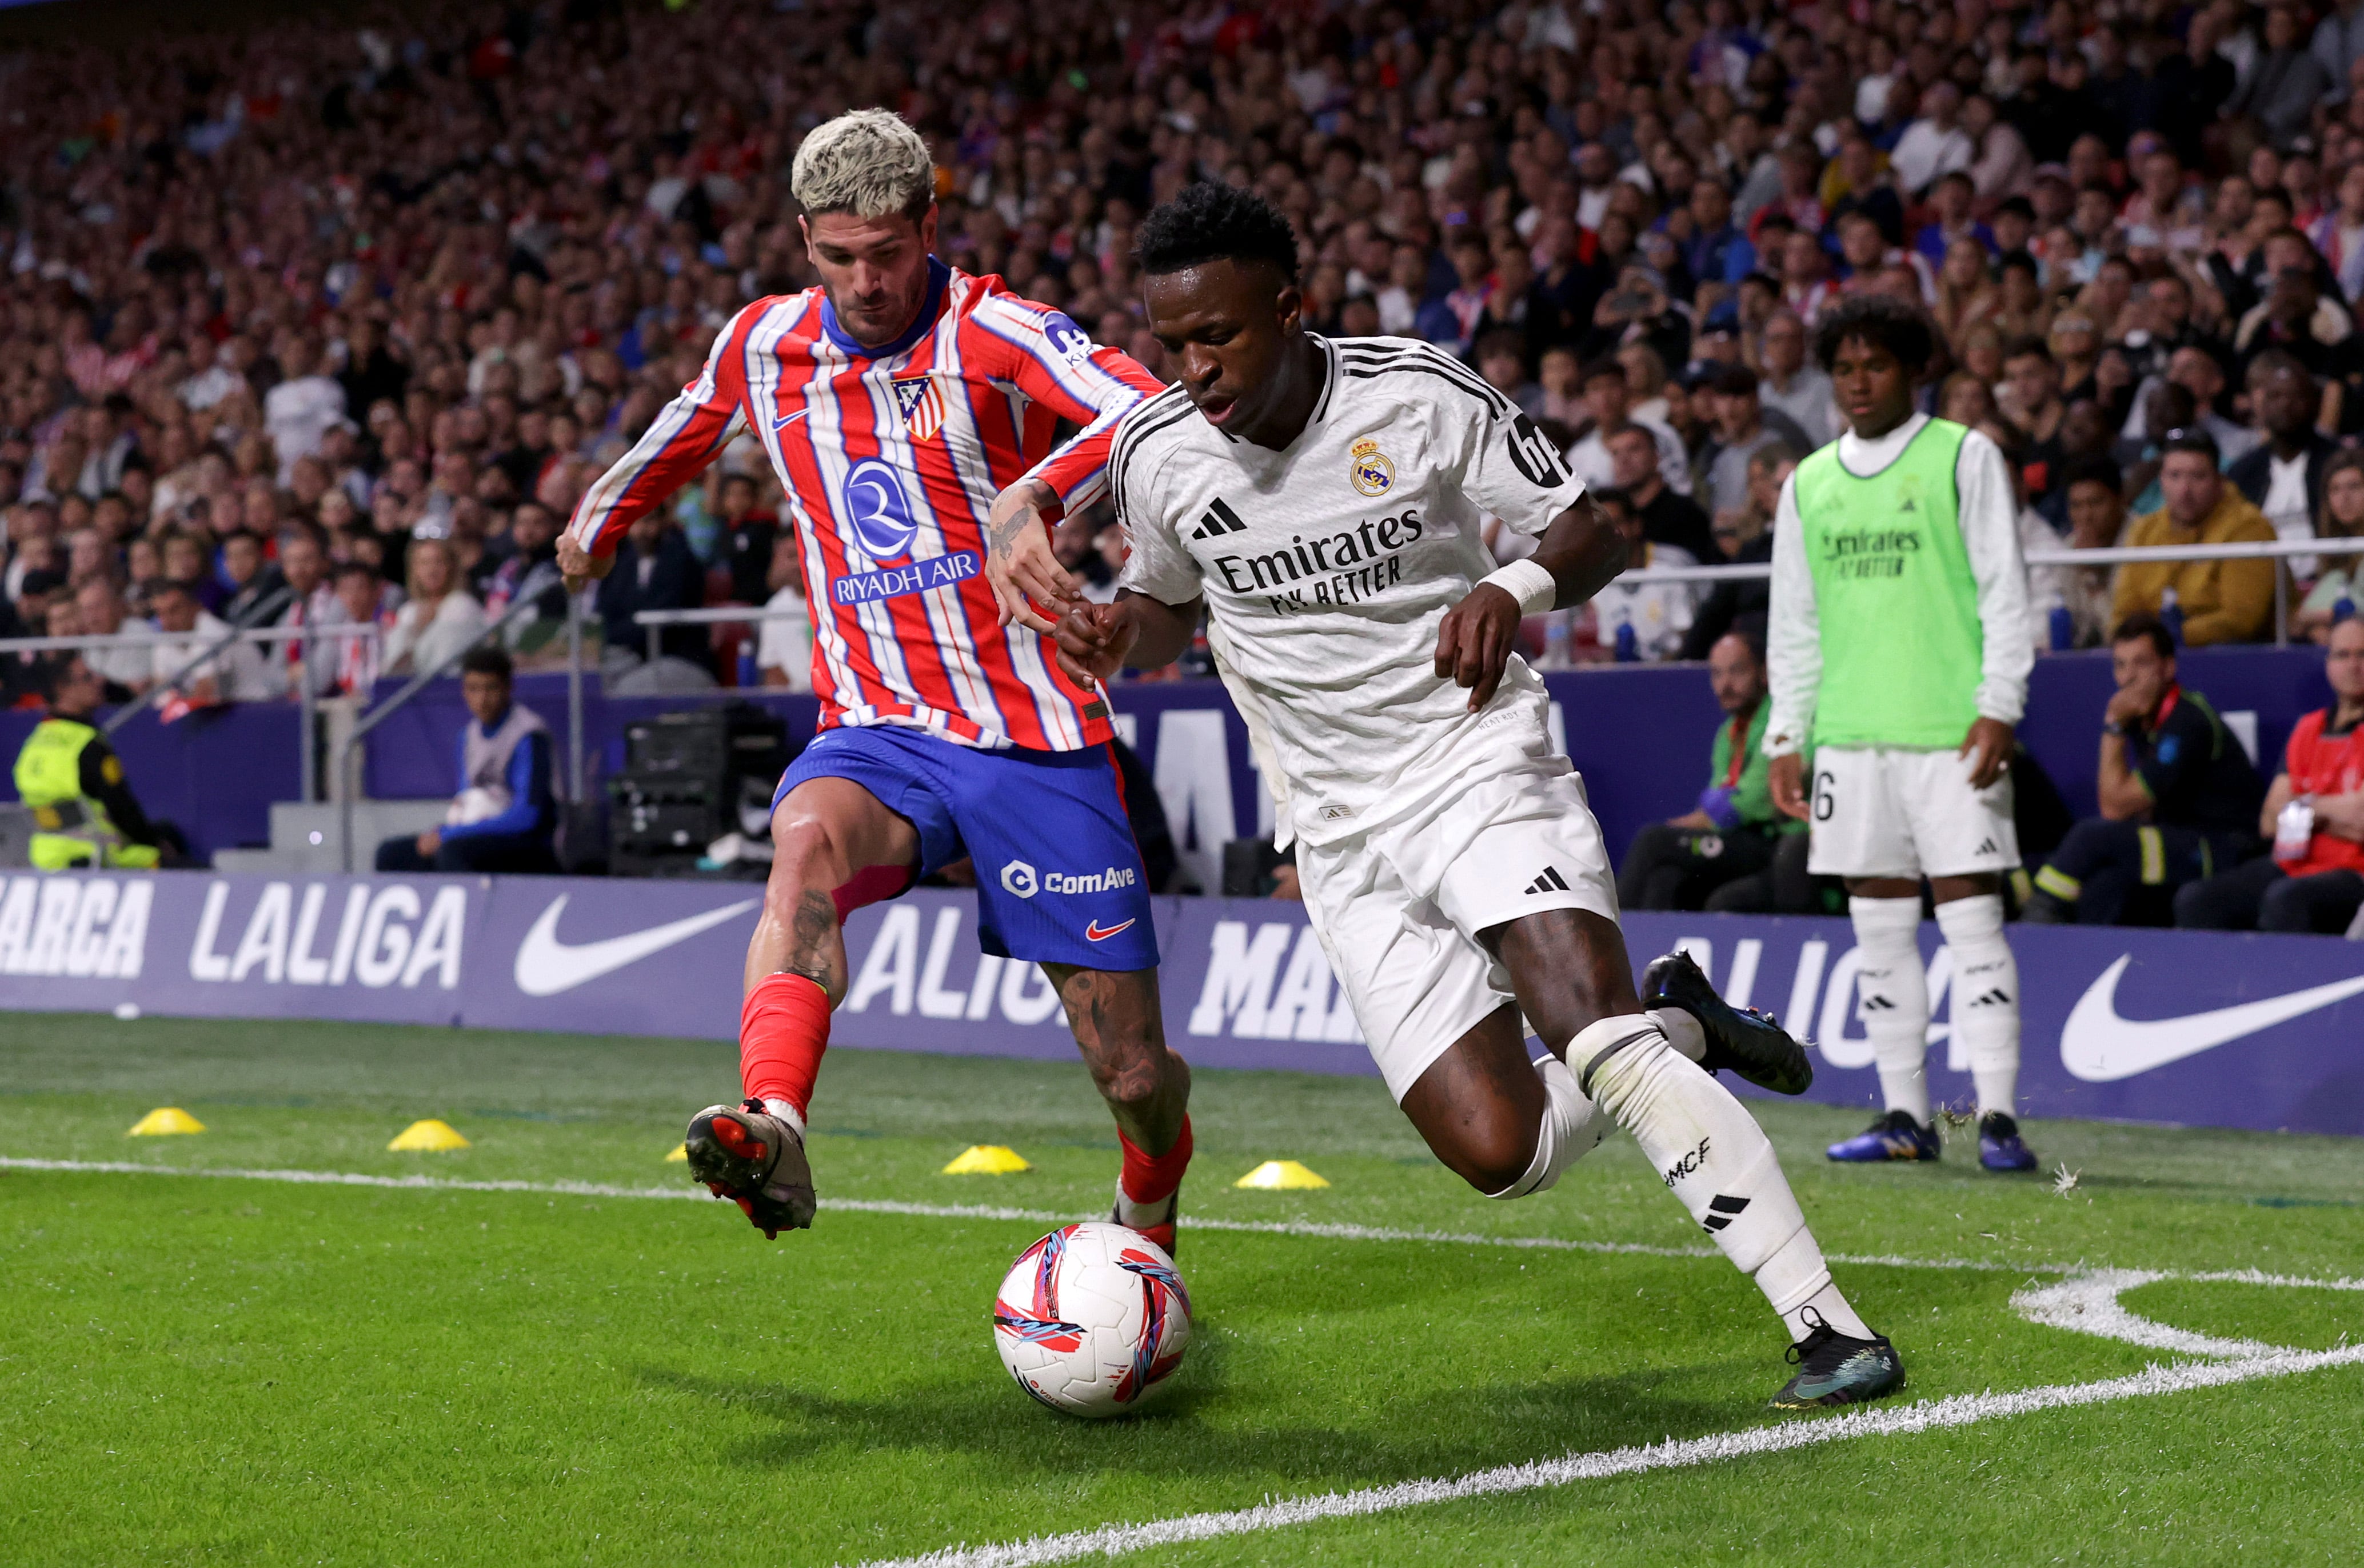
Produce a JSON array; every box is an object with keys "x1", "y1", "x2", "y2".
[
  {"x1": 0, "y1": 1156, "x2": 2067, "y2": 1276},
  {"x1": 853, "y1": 1343, "x2": 2364, "y2": 1568},
  {"x1": 13, "y1": 1154, "x2": 2363, "y2": 1567}
]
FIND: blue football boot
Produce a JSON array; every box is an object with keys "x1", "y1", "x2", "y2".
[
  {"x1": 1769, "y1": 1310, "x2": 1907, "y2": 1410},
  {"x1": 1978, "y1": 1111, "x2": 2039, "y2": 1172},
  {"x1": 1826, "y1": 1108, "x2": 1941, "y2": 1163}
]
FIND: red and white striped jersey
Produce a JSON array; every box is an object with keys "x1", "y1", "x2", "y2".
[{"x1": 566, "y1": 258, "x2": 1161, "y2": 751}]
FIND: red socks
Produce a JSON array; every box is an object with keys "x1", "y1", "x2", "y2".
[
  {"x1": 1119, "y1": 1115, "x2": 1194, "y2": 1205},
  {"x1": 831, "y1": 862, "x2": 915, "y2": 921},
  {"x1": 740, "y1": 973, "x2": 831, "y2": 1122}
]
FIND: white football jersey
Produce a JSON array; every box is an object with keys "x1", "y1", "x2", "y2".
[{"x1": 1116, "y1": 335, "x2": 1590, "y2": 847}]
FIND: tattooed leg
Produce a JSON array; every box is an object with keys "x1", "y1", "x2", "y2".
[
  {"x1": 745, "y1": 777, "x2": 920, "y2": 1001},
  {"x1": 1043, "y1": 964, "x2": 1192, "y2": 1155}
]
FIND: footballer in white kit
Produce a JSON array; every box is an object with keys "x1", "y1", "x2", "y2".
[{"x1": 1010, "y1": 183, "x2": 1906, "y2": 1410}]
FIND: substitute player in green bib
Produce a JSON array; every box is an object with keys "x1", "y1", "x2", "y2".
[{"x1": 1763, "y1": 297, "x2": 2039, "y2": 1173}]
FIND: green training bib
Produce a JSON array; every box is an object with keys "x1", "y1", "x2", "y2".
[{"x1": 1791, "y1": 418, "x2": 1984, "y2": 750}]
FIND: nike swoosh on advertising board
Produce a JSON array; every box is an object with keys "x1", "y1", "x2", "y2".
[
  {"x1": 513, "y1": 894, "x2": 760, "y2": 998},
  {"x1": 2059, "y1": 954, "x2": 2364, "y2": 1082}
]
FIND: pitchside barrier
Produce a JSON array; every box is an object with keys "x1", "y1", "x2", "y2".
[
  {"x1": 0, "y1": 645, "x2": 2341, "y2": 873},
  {"x1": 2, "y1": 869, "x2": 2358, "y2": 1138}
]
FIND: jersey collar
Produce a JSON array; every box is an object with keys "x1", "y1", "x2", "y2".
[
  {"x1": 819, "y1": 257, "x2": 949, "y2": 361},
  {"x1": 1219, "y1": 334, "x2": 1338, "y2": 449}
]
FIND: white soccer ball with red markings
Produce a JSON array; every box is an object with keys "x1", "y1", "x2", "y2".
[{"x1": 992, "y1": 1221, "x2": 1192, "y2": 1418}]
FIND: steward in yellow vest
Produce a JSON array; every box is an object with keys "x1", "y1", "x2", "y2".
[{"x1": 12, "y1": 657, "x2": 179, "y2": 870}]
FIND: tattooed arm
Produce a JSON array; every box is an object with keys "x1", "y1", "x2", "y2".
[{"x1": 983, "y1": 477, "x2": 1079, "y2": 635}]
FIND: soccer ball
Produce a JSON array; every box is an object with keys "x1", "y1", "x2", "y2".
[{"x1": 991, "y1": 1222, "x2": 1191, "y2": 1417}]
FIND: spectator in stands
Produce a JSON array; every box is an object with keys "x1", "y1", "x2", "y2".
[
  {"x1": 2229, "y1": 356, "x2": 2338, "y2": 551},
  {"x1": 1616, "y1": 630, "x2": 1803, "y2": 909},
  {"x1": 1588, "y1": 487, "x2": 1698, "y2": 662},
  {"x1": 1699, "y1": 363, "x2": 1810, "y2": 522},
  {"x1": 1758, "y1": 310, "x2": 1838, "y2": 451},
  {"x1": 71, "y1": 578, "x2": 152, "y2": 697},
  {"x1": 273, "y1": 527, "x2": 339, "y2": 697},
  {"x1": 2175, "y1": 617, "x2": 2364, "y2": 933},
  {"x1": 2295, "y1": 452, "x2": 2364, "y2": 639},
  {"x1": 329, "y1": 563, "x2": 397, "y2": 697},
  {"x1": 1563, "y1": 359, "x2": 1691, "y2": 500},
  {"x1": 2025, "y1": 615, "x2": 2265, "y2": 925},
  {"x1": 714, "y1": 473, "x2": 777, "y2": 607},
  {"x1": 217, "y1": 531, "x2": 278, "y2": 627},
  {"x1": 1604, "y1": 423, "x2": 1716, "y2": 566},
  {"x1": 13, "y1": 655, "x2": 186, "y2": 869},
  {"x1": 597, "y1": 513, "x2": 704, "y2": 666},
  {"x1": 383, "y1": 539, "x2": 486, "y2": 678},
  {"x1": 480, "y1": 502, "x2": 570, "y2": 650},
  {"x1": 374, "y1": 646, "x2": 556, "y2": 875},
  {"x1": 2026, "y1": 455, "x2": 2128, "y2": 651},
  {"x1": 147, "y1": 581, "x2": 274, "y2": 709},
  {"x1": 755, "y1": 530, "x2": 814, "y2": 694},
  {"x1": 2112, "y1": 430, "x2": 2280, "y2": 644}
]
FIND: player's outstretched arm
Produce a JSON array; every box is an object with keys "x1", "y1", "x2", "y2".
[
  {"x1": 1053, "y1": 591, "x2": 1201, "y2": 686},
  {"x1": 1434, "y1": 494, "x2": 1626, "y2": 712}
]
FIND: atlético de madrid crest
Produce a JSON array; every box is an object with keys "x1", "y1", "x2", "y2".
[
  {"x1": 894, "y1": 375, "x2": 946, "y2": 442},
  {"x1": 1349, "y1": 437, "x2": 1395, "y2": 496}
]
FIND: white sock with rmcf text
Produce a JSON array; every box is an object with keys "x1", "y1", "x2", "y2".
[{"x1": 1579, "y1": 1016, "x2": 1872, "y2": 1341}]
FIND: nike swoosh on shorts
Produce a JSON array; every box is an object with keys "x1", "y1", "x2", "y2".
[
  {"x1": 1085, "y1": 919, "x2": 1136, "y2": 942},
  {"x1": 2059, "y1": 955, "x2": 2364, "y2": 1082},
  {"x1": 513, "y1": 894, "x2": 760, "y2": 997}
]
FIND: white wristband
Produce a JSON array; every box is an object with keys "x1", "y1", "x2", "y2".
[{"x1": 1479, "y1": 558, "x2": 1559, "y2": 617}]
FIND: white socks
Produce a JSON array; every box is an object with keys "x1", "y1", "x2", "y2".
[
  {"x1": 762, "y1": 1097, "x2": 809, "y2": 1140},
  {"x1": 1850, "y1": 896, "x2": 1930, "y2": 1125},
  {"x1": 1650, "y1": 1006, "x2": 1707, "y2": 1063},
  {"x1": 1578, "y1": 1015, "x2": 1872, "y2": 1342},
  {"x1": 1936, "y1": 894, "x2": 2020, "y2": 1118},
  {"x1": 1484, "y1": 1055, "x2": 1610, "y2": 1200}
]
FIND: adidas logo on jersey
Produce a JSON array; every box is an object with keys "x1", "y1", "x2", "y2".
[
  {"x1": 1191, "y1": 497, "x2": 1249, "y2": 539},
  {"x1": 1525, "y1": 866, "x2": 1571, "y2": 895},
  {"x1": 1975, "y1": 838, "x2": 1999, "y2": 855}
]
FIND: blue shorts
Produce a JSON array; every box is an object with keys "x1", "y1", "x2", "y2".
[{"x1": 773, "y1": 725, "x2": 1159, "y2": 971}]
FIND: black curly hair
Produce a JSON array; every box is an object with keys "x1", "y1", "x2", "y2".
[
  {"x1": 1135, "y1": 182, "x2": 1301, "y2": 286},
  {"x1": 1811, "y1": 293, "x2": 1937, "y2": 375}
]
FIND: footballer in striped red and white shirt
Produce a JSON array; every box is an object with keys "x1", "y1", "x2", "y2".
[
  {"x1": 566, "y1": 110, "x2": 1194, "y2": 1257},
  {"x1": 564, "y1": 257, "x2": 1156, "y2": 751}
]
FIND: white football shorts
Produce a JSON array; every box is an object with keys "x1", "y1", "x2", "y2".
[
  {"x1": 1294, "y1": 750, "x2": 1618, "y2": 1103},
  {"x1": 1804, "y1": 745, "x2": 2019, "y2": 880}
]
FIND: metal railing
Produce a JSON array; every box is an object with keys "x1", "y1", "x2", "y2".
[
  {"x1": 1611, "y1": 534, "x2": 2364, "y2": 647},
  {"x1": 0, "y1": 614, "x2": 383, "y2": 799},
  {"x1": 628, "y1": 602, "x2": 805, "y2": 665}
]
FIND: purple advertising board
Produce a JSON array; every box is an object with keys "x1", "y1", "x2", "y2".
[{"x1": 1, "y1": 869, "x2": 2359, "y2": 1135}]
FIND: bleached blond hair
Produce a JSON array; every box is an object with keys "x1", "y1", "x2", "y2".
[{"x1": 791, "y1": 109, "x2": 936, "y2": 222}]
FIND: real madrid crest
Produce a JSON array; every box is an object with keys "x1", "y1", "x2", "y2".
[{"x1": 1349, "y1": 437, "x2": 1395, "y2": 497}]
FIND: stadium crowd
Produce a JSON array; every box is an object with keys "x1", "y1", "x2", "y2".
[{"x1": 0, "y1": 0, "x2": 2360, "y2": 922}]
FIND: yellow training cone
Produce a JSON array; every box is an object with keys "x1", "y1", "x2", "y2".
[
  {"x1": 1235, "y1": 1159, "x2": 1330, "y2": 1190},
  {"x1": 127, "y1": 1107, "x2": 205, "y2": 1137},
  {"x1": 388, "y1": 1119, "x2": 470, "y2": 1152},
  {"x1": 941, "y1": 1144, "x2": 1032, "y2": 1175},
  {"x1": 664, "y1": 1143, "x2": 689, "y2": 1162}
]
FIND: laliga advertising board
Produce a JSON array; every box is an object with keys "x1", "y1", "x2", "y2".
[{"x1": 1, "y1": 869, "x2": 2360, "y2": 1137}]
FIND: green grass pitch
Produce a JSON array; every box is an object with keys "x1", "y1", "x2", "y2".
[{"x1": 2, "y1": 1010, "x2": 2361, "y2": 1566}]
